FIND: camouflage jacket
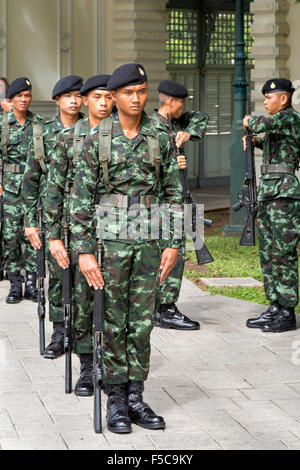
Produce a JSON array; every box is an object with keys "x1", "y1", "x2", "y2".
[
  {"x1": 0, "y1": 109, "x2": 44, "y2": 197},
  {"x1": 70, "y1": 112, "x2": 183, "y2": 254},
  {"x1": 44, "y1": 116, "x2": 90, "y2": 239},
  {"x1": 248, "y1": 106, "x2": 300, "y2": 201},
  {"x1": 21, "y1": 113, "x2": 85, "y2": 227},
  {"x1": 151, "y1": 110, "x2": 209, "y2": 144}
]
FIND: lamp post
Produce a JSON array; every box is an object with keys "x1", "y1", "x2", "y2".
[{"x1": 223, "y1": 0, "x2": 249, "y2": 236}]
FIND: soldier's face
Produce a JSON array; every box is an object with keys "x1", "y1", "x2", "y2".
[
  {"x1": 56, "y1": 91, "x2": 83, "y2": 116},
  {"x1": 171, "y1": 97, "x2": 185, "y2": 119},
  {"x1": 114, "y1": 83, "x2": 149, "y2": 116},
  {"x1": 1, "y1": 98, "x2": 12, "y2": 113},
  {"x1": 264, "y1": 92, "x2": 289, "y2": 115},
  {"x1": 84, "y1": 89, "x2": 114, "y2": 120},
  {"x1": 11, "y1": 90, "x2": 32, "y2": 113}
]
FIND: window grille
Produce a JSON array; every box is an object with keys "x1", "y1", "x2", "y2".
[
  {"x1": 166, "y1": 9, "x2": 199, "y2": 66},
  {"x1": 205, "y1": 12, "x2": 254, "y2": 66},
  {"x1": 167, "y1": 9, "x2": 254, "y2": 67}
]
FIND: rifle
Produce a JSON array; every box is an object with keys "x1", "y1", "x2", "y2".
[
  {"x1": 232, "y1": 129, "x2": 258, "y2": 246},
  {"x1": 93, "y1": 240, "x2": 104, "y2": 434},
  {"x1": 37, "y1": 206, "x2": 46, "y2": 355},
  {"x1": 62, "y1": 223, "x2": 73, "y2": 394},
  {"x1": 0, "y1": 158, "x2": 3, "y2": 281},
  {"x1": 167, "y1": 115, "x2": 214, "y2": 265}
]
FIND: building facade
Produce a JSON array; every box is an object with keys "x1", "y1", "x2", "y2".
[{"x1": 2, "y1": 1, "x2": 298, "y2": 187}]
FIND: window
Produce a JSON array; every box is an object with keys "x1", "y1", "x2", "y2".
[{"x1": 167, "y1": 9, "x2": 254, "y2": 67}]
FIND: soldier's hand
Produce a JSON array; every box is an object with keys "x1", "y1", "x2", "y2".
[
  {"x1": 175, "y1": 131, "x2": 191, "y2": 148},
  {"x1": 160, "y1": 248, "x2": 179, "y2": 285},
  {"x1": 79, "y1": 253, "x2": 104, "y2": 290},
  {"x1": 243, "y1": 115, "x2": 251, "y2": 130},
  {"x1": 0, "y1": 184, "x2": 2, "y2": 196},
  {"x1": 242, "y1": 135, "x2": 258, "y2": 151},
  {"x1": 50, "y1": 239, "x2": 70, "y2": 269},
  {"x1": 25, "y1": 226, "x2": 42, "y2": 250},
  {"x1": 177, "y1": 155, "x2": 187, "y2": 170}
]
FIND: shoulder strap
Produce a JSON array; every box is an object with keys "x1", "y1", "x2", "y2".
[
  {"x1": 98, "y1": 117, "x2": 113, "y2": 193},
  {"x1": 147, "y1": 126, "x2": 161, "y2": 193},
  {"x1": 33, "y1": 121, "x2": 47, "y2": 174},
  {"x1": 1, "y1": 112, "x2": 9, "y2": 159},
  {"x1": 72, "y1": 119, "x2": 85, "y2": 167}
]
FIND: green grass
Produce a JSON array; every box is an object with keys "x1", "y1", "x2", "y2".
[
  {"x1": 184, "y1": 231, "x2": 300, "y2": 312},
  {"x1": 185, "y1": 235, "x2": 262, "y2": 280}
]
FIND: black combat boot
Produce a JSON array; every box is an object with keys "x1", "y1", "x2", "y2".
[
  {"x1": 75, "y1": 354, "x2": 94, "y2": 397},
  {"x1": 24, "y1": 271, "x2": 38, "y2": 303},
  {"x1": 6, "y1": 273, "x2": 23, "y2": 304},
  {"x1": 261, "y1": 307, "x2": 297, "y2": 333},
  {"x1": 155, "y1": 303, "x2": 200, "y2": 330},
  {"x1": 127, "y1": 381, "x2": 166, "y2": 430},
  {"x1": 43, "y1": 322, "x2": 65, "y2": 359},
  {"x1": 105, "y1": 383, "x2": 132, "y2": 434},
  {"x1": 246, "y1": 301, "x2": 280, "y2": 328}
]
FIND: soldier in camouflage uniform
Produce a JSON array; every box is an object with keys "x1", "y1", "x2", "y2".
[
  {"x1": 152, "y1": 80, "x2": 209, "y2": 330},
  {"x1": 0, "y1": 77, "x2": 43, "y2": 303},
  {"x1": 44, "y1": 75, "x2": 114, "y2": 396},
  {"x1": 22, "y1": 75, "x2": 84, "y2": 357},
  {"x1": 244, "y1": 78, "x2": 300, "y2": 333},
  {"x1": 70, "y1": 64, "x2": 183, "y2": 433},
  {"x1": 0, "y1": 77, "x2": 11, "y2": 116}
]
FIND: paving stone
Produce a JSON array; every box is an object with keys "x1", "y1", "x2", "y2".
[
  {"x1": 1, "y1": 275, "x2": 300, "y2": 450},
  {"x1": 148, "y1": 431, "x2": 221, "y2": 450},
  {"x1": 201, "y1": 277, "x2": 263, "y2": 287}
]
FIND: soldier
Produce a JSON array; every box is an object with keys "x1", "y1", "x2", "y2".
[
  {"x1": 0, "y1": 78, "x2": 43, "y2": 303},
  {"x1": 152, "y1": 79, "x2": 209, "y2": 330},
  {"x1": 70, "y1": 64, "x2": 182, "y2": 433},
  {"x1": 244, "y1": 78, "x2": 300, "y2": 333},
  {"x1": 0, "y1": 77, "x2": 12, "y2": 115},
  {"x1": 44, "y1": 75, "x2": 114, "y2": 396},
  {"x1": 22, "y1": 75, "x2": 84, "y2": 357}
]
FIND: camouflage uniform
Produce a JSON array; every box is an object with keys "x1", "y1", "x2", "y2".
[
  {"x1": 151, "y1": 110, "x2": 209, "y2": 305},
  {"x1": 0, "y1": 109, "x2": 44, "y2": 274},
  {"x1": 22, "y1": 113, "x2": 85, "y2": 322},
  {"x1": 70, "y1": 112, "x2": 183, "y2": 384},
  {"x1": 248, "y1": 106, "x2": 300, "y2": 308},
  {"x1": 43, "y1": 116, "x2": 92, "y2": 351}
]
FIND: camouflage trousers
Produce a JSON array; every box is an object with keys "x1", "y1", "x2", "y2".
[
  {"x1": 101, "y1": 239, "x2": 161, "y2": 384},
  {"x1": 47, "y1": 235, "x2": 94, "y2": 354},
  {"x1": 257, "y1": 198, "x2": 300, "y2": 308},
  {"x1": 2, "y1": 191, "x2": 37, "y2": 274},
  {"x1": 159, "y1": 237, "x2": 185, "y2": 305}
]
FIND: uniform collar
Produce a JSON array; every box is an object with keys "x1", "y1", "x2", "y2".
[
  {"x1": 7, "y1": 108, "x2": 34, "y2": 124},
  {"x1": 112, "y1": 111, "x2": 156, "y2": 139}
]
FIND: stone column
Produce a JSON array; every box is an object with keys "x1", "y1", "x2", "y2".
[
  {"x1": 250, "y1": 0, "x2": 290, "y2": 180},
  {"x1": 251, "y1": 0, "x2": 290, "y2": 113},
  {"x1": 108, "y1": 0, "x2": 169, "y2": 112}
]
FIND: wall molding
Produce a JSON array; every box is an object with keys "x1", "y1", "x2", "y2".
[{"x1": 0, "y1": 0, "x2": 7, "y2": 76}]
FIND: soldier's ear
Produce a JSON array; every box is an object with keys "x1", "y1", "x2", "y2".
[{"x1": 82, "y1": 95, "x2": 88, "y2": 107}]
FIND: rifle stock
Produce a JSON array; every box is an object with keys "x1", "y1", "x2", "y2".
[
  {"x1": 62, "y1": 224, "x2": 72, "y2": 394},
  {"x1": 37, "y1": 206, "x2": 46, "y2": 355},
  {"x1": 93, "y1": 240, "x2": 104, "y2": 434},
  {"x1": 167, "y1": 115, "x2": 214, "y2": 266}
]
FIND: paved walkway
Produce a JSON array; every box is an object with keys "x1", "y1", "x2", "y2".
[{"x1": 1, "y1": 276, "x2": 300, "y2": 450}]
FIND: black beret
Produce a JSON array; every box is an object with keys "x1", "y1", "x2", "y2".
[
  {"x1": 107, "y1": 64, "x2": 147, "y2": 91},
  {"x1": 7, "y1": 77, "x2": 32, "y2": 99},
  {"x1": 158, "y1": 80, "x2": 188, "y2": 98},
  {"x1": 262, "y1": 78, "x2": 295, "y2": 96},
  {"x1": 80, "y1": 74, "x2": 111, "y2": 96},
  {"x1": 52, "y1": 75, "x2": 84, "y2": 99}
]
